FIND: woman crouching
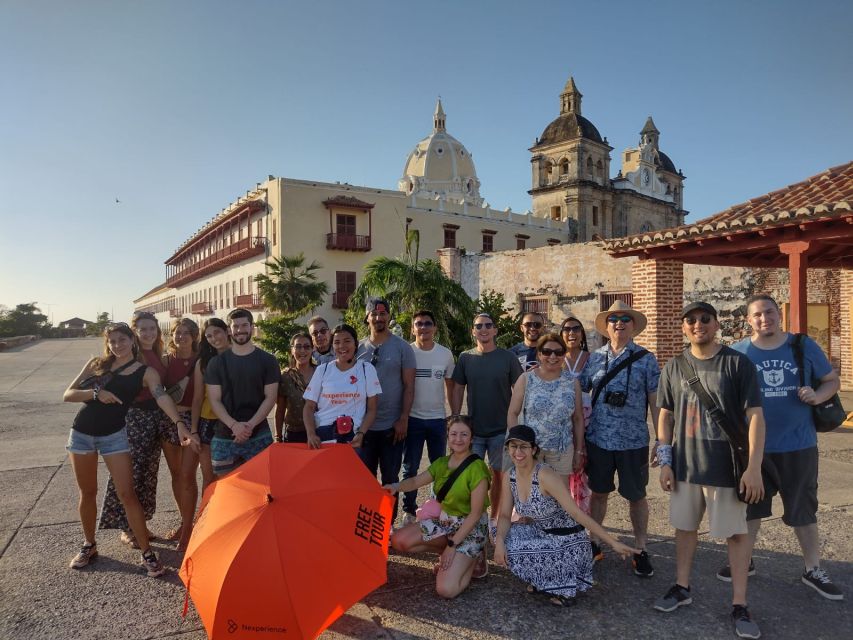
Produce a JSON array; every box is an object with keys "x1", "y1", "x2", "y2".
[
  {"x1": 494, "y1": 425, "x2": 638, "y2": 606},
  {"x1": 384, "y1": 415, "x2": 490, "y2": 598}
]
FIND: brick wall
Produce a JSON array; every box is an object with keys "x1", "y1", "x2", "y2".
[
  {"x1": 841, "y1": 269, "x2": 853, "y2": 390},
  {"x1": 631, "y1": 259, "x2": 684, "y2": 367}
]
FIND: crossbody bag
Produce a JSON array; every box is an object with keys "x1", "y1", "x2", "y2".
[
  {"x1": 416, "y1": 453, "x2": 480, "y2": 521},
  {"x1": 591, "y1": 348, "x2": 649, "y2": 407}
]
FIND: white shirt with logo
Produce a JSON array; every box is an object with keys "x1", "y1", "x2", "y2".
[
  {"x1": 410, "y1": 342, "x2": 455, "y2": 420},
  {"x1": 303, "y1": 361, "x2": 381, "y2": 428}
]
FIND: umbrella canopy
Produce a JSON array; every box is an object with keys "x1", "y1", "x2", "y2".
[{"x1": 180, "y1": 443, "x2": 393, "y2": 639}]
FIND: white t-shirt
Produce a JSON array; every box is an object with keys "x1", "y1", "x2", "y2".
[
  {"x1": 303, "y1": 361, "x2": 382, "y2": 429},
  {"x1": 410, "y1": 342, "x2": 455, "y2": 420}
]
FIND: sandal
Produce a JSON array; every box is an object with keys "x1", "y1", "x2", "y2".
[
  {"x1": 119, "y1": 530, "x2": 140, "y2": 549},
  {"x1": 527, "y1": 585, "x2": 540, "y2": 594},
  {"x1": 548, "y1": 595, "x2": 576, "y2": 607},
  {"x1": 163, "y1": 526, "x2": 183, "y2": 542}
]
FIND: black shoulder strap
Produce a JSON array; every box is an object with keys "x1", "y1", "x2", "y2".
[
  {"x1": 591, "y1": 348, "x2": 649, "y2": 407},
  {"x1": 790, "y1": 333, "x2": 806, "y2": 386},
  {"x1": 676, "y1": 354, "x2": 748, "y2": 468},
  {"x1": 436, "y1": 454, "x2": 480, "y2": 503}
]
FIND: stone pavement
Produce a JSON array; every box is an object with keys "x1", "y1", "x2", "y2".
[{"x1": 1, "y1": 338, "x2": 851, "y2": 639}]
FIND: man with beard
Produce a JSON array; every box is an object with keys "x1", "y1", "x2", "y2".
[
  {"x1": 356, "y1": 298, "x2": 416, "y2": 519},
  {"x1": 718, "y1": 294, "x2": 843, "y2": 601},
  {"x1": 308, "y1": 316, "x2": 334, "y2": 364},
  {"x1": 509, "y1": 312, "x2": 544, "y2": 371},
  {"x1": 654, "y1": 302, "x2": 765, "y2": 639},
  {"x1": 205, "y1": 308, "x2": 281, "y2": 476}
]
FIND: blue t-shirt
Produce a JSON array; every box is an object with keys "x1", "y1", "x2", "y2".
[{"x1": 732, "y1": 335, "x2": 832, "y2": 453}]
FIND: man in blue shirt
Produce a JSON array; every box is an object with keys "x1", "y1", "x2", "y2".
[
  {"x1": 719, "y1": 294, "x2": 843, "y2": 601},
  {"x1": 509, "y1": 311, "x2": 544, "y2": 372},
  {"x1": 581, "y1": 301, "x2": 659, "y2": 577}
]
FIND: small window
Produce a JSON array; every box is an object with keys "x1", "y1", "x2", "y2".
[
  {"x1": 443, "y1": 227, "x2": 456, "y2": 248},
  {"x1": 334, "y1": 271, "x2": 357, "y2": 308},
  {"x1": 600, "y1": 291, "x2": 633, "y2": 311},
  {"x1": 482, "y1": 233, "x2": 494, "y2": 253},
  {"x1": 521, "y1": 296, "x2": 549, "y2": 321},
  {"x1": 560, "y1": 159, "x2": 569, "y2": 175},
  {"x1": 592, "y1": 206, "x2": 599, "y2": 226},
  {"x1": 516, "y1": 238, "x2": 526, "y2": 250},
  {"x1": 272, "y1": 219, "x2": 276, "y2": 245},
  {"x1": 337, "y1": 214, "x2": 356, "y2": 236},
  {"x1": 551, "y1": 206, "x2": 561, "y2": 221}
]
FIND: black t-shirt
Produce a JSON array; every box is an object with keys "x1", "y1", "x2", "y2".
[
  {"x1": 73, "y1": 365, "x2": 147, "y2": 437},
  {"x1": 657, "y1": 346, "x2": 761, "y2": 487},
  {"x1": 204, "y1": 347, "x2": 281, "y2": 439}
]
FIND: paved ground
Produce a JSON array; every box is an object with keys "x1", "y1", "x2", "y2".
[{"x1": 0, "y1": 338, "x2": 851, "y2": 639}]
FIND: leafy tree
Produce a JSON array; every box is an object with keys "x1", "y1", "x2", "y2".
[
  {"x1": 345, "y1": 230, "x2": 475, "y2": 352},
  {"x1": 86, "y1": 311, "x2": 112, "y2": 336},
  {"x1": 475, "y1": 290, "x2": 522, "y2": 350},
  {"x1": 0, "y1": 303, "x2": 51, "y2": 338},
  {"x1": 256, "y1": 315, "x2": 307, "y2": 366},
  {"x1": 255, "y1": 253, "x2": 329, "y2": 316}
]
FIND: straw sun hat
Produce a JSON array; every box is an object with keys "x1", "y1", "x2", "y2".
[{"x1": 594, "y1": 300, "x2": 648, "y2": 336}]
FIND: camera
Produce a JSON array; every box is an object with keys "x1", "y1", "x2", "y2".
[{"x1": 604, "y1": 391, "x2": 627, "y2": 407}]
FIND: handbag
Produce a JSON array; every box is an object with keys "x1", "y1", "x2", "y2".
[
  {"x1": 416, "y1": 453, "x2": 480, "y2": 522},
  {"x1": 569, "y1": 469, "x2": 591, "y2": 515},
  {"x1": 791, "y1": 334, "x2": 846, "y2": 433}
]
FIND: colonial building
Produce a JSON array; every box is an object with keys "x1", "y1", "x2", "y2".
[{"x1": 529, "y1": 77, "x2": 685, "y2": 241}]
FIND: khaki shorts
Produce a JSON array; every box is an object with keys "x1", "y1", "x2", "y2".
[
  {"x1": 540, "y1": 447, "x2": 574, "y2": 476},
  {"x1": 669, "y1": 481, "x2": 747, "y2": 539}
]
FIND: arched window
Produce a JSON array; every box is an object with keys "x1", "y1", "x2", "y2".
[
  {"x1": 560, "y1": 158, "x2": 569, "y2": 175},
  {"x1": 544, "y1": 161, "x2": 554, "y2": 185},
  {"x1": 586, "y1": 157, "x2": 593, "y2": 175},
  {"x1": 596, "y1": 159, "x2": 603, "y2": 177}
]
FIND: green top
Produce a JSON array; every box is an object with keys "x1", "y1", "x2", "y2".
[{"x1": 427, "y1": 455, "x2": 491, "y2": 518}]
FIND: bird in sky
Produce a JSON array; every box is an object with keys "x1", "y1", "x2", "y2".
[{"x1": 115, "y1": 197, "x2": 121, "y2": 204}]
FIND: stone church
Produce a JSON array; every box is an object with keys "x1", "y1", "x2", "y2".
[{"x1": 529, "y1": 76, "x2": 686, "y2": 241}]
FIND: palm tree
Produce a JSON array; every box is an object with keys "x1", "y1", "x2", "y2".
[
  {"x1": 255, "y1": 253, "x2": 329, "y2": 316},
  {"x1": 346, "y1": 231, "x2": 475, "y2": 348}
]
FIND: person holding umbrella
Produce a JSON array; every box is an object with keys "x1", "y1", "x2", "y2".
[{"x1": 385, "y1": 415, "x2": 491, "y2": 598}]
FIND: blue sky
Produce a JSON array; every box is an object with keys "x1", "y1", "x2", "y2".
[{"x1": 1, "y1": 0, "x2": 851, "y2": 324}]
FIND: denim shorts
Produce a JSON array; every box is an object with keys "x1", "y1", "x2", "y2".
[
  {"x1": 66, "y1": 428, "x2": 130, "y2": 456},
  {"x1": 210, "y1": 429, "x2": 273, "y2": 475},
  {"x1": 472, "y1": 433, "x2": 506, "y2": 471}
]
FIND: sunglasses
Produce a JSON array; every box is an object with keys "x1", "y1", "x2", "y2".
[
  {"x1": 539, "y1": 347, "x2": 566, "y2": 357},
  {"x1": 561, "y1": 325, "x2": 582, "y2": 333},
  {"x1": 684, "y1": 314, "x2": 714, "y2": 325},
  {"x1": 607, "y1": 315, "x2": 633, "y2": 324},
  {"x1": 522, "y1": 321, "x2": 543, "y2": 329},
  {"x1": 414, "y1": 320, "x2": 434, "y2": 328},
  {"x1": 106, "y1": 322, "x2": 130, "y2": 330},
  {"x1": 310, "y1": 328, "x2": 329, "y2": 336},
  {"x1": 473, "y1": 322, "x2": 495, "y2": 330}
]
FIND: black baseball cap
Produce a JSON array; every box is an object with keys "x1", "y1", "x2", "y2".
[
  {"x1": 505, "y1": 424, "x2": 537, "y2": 446},
  {"x1": 681, "y1": 301, "x2": 717, "y2": 319}
]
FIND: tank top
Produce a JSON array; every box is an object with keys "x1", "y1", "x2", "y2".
[
  {"x1": 164, "y1": 353, "x2": 197, "y2": 406},
  {"x1": 73, "y1": 365, "x2": 147, "y2": 437},
  {"x1": 133, "y1": 349, "x2": 167, "y2": 408}
]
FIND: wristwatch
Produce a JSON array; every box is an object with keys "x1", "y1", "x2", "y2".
[
  {"x1": 446, "y1": 538, "x2": 456, "y2": 548},
  {"x1": 93, "y1": 386, "x2": 100, "y2": 401}
]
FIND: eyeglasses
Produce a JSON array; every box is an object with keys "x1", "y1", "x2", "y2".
[
  {"x1": 292, "y1": 344, "x2": 312, "y2": 350},
  {"x1": 310, "y1": 328, "x2": 329, "y2": 336},
  {"x1": 522, "y1": 321, "x2": 543, "y2": 329},
  {"x1": 607, "y1": 315, "x2": 633, "y2": 324},
  {"x1": 507, "y1": 443, "x2": 533, "y2": 452},
  {"x1": 684, "y1": 314, "x2": 714, "y2": 325},
  {"x1": 473, "y1": 322, "x2": 494, "y2": 330},
  {"x1": 539, "y1": 347, "x2": 566, "y2": 357},
  {"x1": 414, "y1": 321, "x2": 434, "y2": 328},
  {"x1": 562, "y1": 325, "x2": 582, "y2": 333}
]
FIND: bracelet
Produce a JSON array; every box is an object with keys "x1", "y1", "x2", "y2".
[{"x1": 657, "y1": 443, "x2": 673, "y2": 467}]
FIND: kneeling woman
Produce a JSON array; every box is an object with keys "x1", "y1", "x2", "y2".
[
  {"x1": 385, "y1": 415, "x2": 490, "y2": 599},
  {"x1": 494, "y1": 425, "x2": 637, "y2": 606},
  {"x1": 63, "y1": 323, "x2": 189, "y2": 576}
]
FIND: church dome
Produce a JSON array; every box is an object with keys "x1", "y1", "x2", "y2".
[
  {"x1": 399, "y1": 99, "x2": 483, "y2": 206},
  {"x1": 536, "y1": 112, "x2": 604, "y2": 146}
]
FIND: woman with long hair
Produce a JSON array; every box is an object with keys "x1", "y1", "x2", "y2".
[
  {"x1": 274, "y1": 332, "x2": 315, "y2": 443},
  {"x1": 303, "y1": 324, "x2": 380, "y2": 449},
  {"x1": 494, "y1": 425, "x2": 637, "y2": 606},
  {"x1": 98, "y1": 312, "x2": 192, "y2": 546},
  {"x1": 560, "y1": 316, "x2": 592, "y2": 432},
  {"x1": 507, "y1": 333, "x2": 585, "y2": 480},
  {"x1": 64, "y1": 323, "x2": 186, "y2": 575},
  {"x1": 161, "y1": 318, "x2": 202, "y2": 548},
  {"x1": 384, "y1": 415, "x2": 491, "y2": 598}
]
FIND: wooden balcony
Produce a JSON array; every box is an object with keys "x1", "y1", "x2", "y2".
[
  {"x1": 233, "y1": 294, "x2": 264, "y2": 309},
  {"x1": 326, "y1": 233, "x2": 371, "y2": 252},
  {"x1": 169, "y1": 308, "x2": 182, "y2": 318},
  {"x1": 332, "y1": 291, "x2": 353, "y2": 309},
  {"x1": 166, "y1": 237, "x2": 267, "y2": 287},
  {"x1": 191, "y1": 302, "x2": 214, "y2": 315}
]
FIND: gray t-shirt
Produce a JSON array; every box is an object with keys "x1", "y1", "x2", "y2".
[
  {"x1": 452, "y1": 347, "x2": 523, "y2": 437},
  {"x1": 657, "y1": 346, "x2": 761, "y2": 487},
  {"x1": 357, "y1": 334, "x2": 416, "y2": 431},
  {"x1": 204, "y1": 347, "x2": 281, "y2": 439}
]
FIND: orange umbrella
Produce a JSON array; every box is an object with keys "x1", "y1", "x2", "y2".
[{"x1": 179, "y1": 443, "x2": 393, "y2": 639}]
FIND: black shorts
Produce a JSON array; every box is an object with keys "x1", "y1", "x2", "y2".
[
  {"x1": 585, "y1": 440, "x2": 649, "y2": 502},
  {"x1": 747, "y1": 447, "x2": 818, "y2": 527},
  {"x1": 198, "y1": 418, "x2": 217, "y2": 446}
]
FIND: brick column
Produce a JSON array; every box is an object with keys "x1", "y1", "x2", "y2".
[
  {"x1": 436, "y1": 247, "x2": 461, "y2": 282},
  {"x1": 631, "y1": 258, "x2": 684, "y2": 368},
  {"x1": 840, "y1": 268, "x2": 853, "y2": 390}
]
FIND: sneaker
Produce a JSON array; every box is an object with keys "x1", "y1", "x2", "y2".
[
  {"x1": 591, "y1": 541, "x2": 604, "y2": 563},
  {"x1": 653, "y1": 584, "x2": 692, "y2": 612},
  {"x1": 802, "y1": 567, "x2": 844, "y2": 600},
  {"x1": 401, "y1": 512, "x2": 417, "y2": 527},
  {"x1": 472, "y1": 550, "x2": 489, "y2": 579},
  {"x1": 141, "y1": 550, "x2": 166, "y2": 577},
  {"x1": 717, "y1": 559, "x2": 756, "y2": 583},
  {"x1": 633, "y1": 550, "x2": 654, "y2": 577},
  {"x1": 69, "y1": 542, "x2": 97, "y2": 569},
  {"x1": 731, "y1": 604, "x2": 761, "y2": 639}
]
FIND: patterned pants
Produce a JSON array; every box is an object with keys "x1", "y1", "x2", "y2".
[{"x1": 98, "y1": 407, "x2": 162, "y2": 530}]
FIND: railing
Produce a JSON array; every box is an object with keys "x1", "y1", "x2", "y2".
[
  {"x1": 169, "y1": 308, "x2": 182, "y2": 318},
  {"x1": 233, "y1": 294, "x2": 264, "y2": 309},
  {"x1": 191, "y1": 302, "x2": 214, "y2": 315},
  {"x1": 166, "y1": 237, "x2": 267, "y2": 287},
  {"x1": 326, "y1": 233, "x2": 371, "y2": 251},
  {"x1": 332, "y1": 291, "x2": 352, "y2": 309}
]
